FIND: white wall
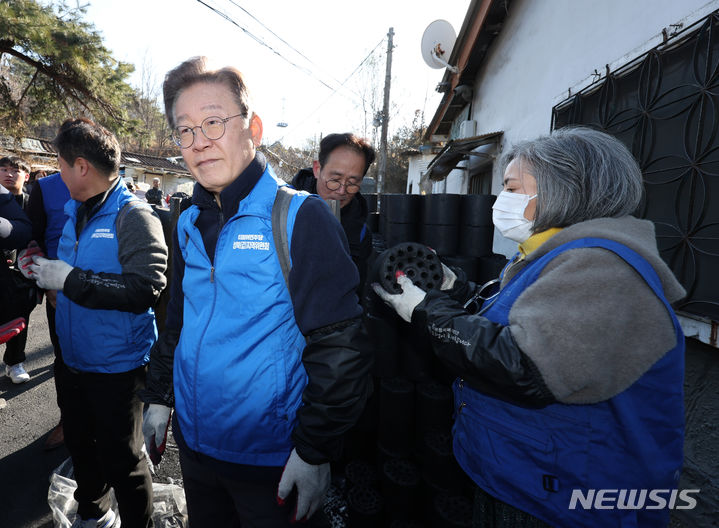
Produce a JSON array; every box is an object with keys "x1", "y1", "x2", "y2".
[
  {"x1": 443, "y1": 0, "x2": 719, "y2": 256},
  {"x1": 125, "y1": 167, "x2": 194, "y2": 197},
  {"x1": 406, "y1": 153, "x2": 435, "y2": 194},
  {"x1": 445, "y1": 160, "x2": 469, "y2": 194},
  {"x1": 165, "y1": 176, "x2": 195, "y2": 195}
]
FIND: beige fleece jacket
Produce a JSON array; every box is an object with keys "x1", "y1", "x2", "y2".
[{"x1": 503, "y1": 216, "x2": 685, "y2": 404}]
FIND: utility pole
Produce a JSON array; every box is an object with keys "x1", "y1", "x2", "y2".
[{"x1": 377, "y1": 27, "x2": 394, "y2": 196}]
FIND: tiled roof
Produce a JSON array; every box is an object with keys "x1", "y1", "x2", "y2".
[
  {"x1": 120, "y1": 151, "x2": 189, "y2": 173},
  {"x1": 1, "y1": 136, "x2": 189, "y2": 174},
  {"x1": 0, "y1": 136, "x2": 55, "y2": 155}
]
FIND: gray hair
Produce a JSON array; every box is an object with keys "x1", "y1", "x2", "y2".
[
  {"x1": 500, "y1": 127, "x2": 644, "y2": 233},
  {"x1": 163, "y1": 56, "x2": 251, "y2": 128}
]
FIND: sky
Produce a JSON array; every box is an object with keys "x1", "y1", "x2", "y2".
[{"x1": 80, "y1": 0, "x2": 471, "y2": 148}]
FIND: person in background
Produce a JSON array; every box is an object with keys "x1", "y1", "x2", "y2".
[
  {"x1": 29, "y1": 118, "x2": 167, "y2": 528},
  {"x1": 19, "y1": 171, "x2": 71, "y2": 449},
  {"x1": 0, "y1": 156, "x2": 35, "y2": 384},
  {"x1": 292, "y1": 133, "x2": 375, "y2": 294},
  {"x1": 145, "y1": 177, "x2": 163, "y2": 205},
  {"x1": 141, "y1": 56, "x2": 372, "y2": 526},
  {"x1": 374, "y1": 127, "x2": 686, "y2": 528},
  {"x1": 0, "y1": 156, "x2": 30, "y2": 209},
  {"x1": 27, "y1": 169, "x2": 47, "y2": 195},
  {"x1": 0, "y1": 183, "x2": 32, "y2": 381}
]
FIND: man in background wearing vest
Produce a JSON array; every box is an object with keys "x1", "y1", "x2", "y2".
[
  {"x1": 20, "y1": 171, "x2": 71, "y2": 449},
  {"x1": 28, "y1": 118, "x2": 167, "y2": 528},
  {"x1": 140, "y1": 56, "x2": 372, "y2": 526}
]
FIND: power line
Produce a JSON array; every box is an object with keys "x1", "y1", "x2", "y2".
[
  {"x1": 196, "y1": 0, "x2": 342, "y2": 95},
  {"x1": 224, "y1": 0, "x2": 363, "y2": 102},
  {"x1": 196, "y1": 0, "x2": 386, "y2": 144},
  {"x1": 197, "y1": 0, "x2": 361, "y2": 99},
  {"x1": 225, "y1": 0, "x2": 315, "y2": 69},
  {"x1": 275, "y1": 37, "x2": 385, "y2": 144}
]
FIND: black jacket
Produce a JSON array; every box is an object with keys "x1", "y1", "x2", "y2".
[
  {"x1": 292, "y1": 168, "x2": 372, "y2": 294},
  {"x1": 145, "y1": 186, "x2": 163, "y2": 205},
  {"x1": 0, "y1": 190, "x2": 31, "y2": 250},
  {"x1": 0, "y1": 188, "x2": 33, "y2": 320}
]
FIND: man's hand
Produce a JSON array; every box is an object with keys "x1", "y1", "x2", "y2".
[
  {"x1": 277, "y1": 448, "x2": 330, "y2": 522},
  {"x1": 142, "y1": 404, "x2": 172, "y2": 465},
  {"x1": 29, "y1": 256, "x2": 72, "y2": 291},
  {"x1": 372, "y1": 273, "x2": 427, "y2": 323},
  {"x1": 18, "y1": 241, "x2": 44, "y2": 279}
]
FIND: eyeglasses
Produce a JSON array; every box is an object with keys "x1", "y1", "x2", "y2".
[
  {"x1": 325, "y1": 179, "x2": 361, "y2": 193},
  {"x1": 462, "y1": 278, "x2": 501, "y2": 312},
  {"x1": 172, "y1": 114, "x2": 244, "y2": 149}
]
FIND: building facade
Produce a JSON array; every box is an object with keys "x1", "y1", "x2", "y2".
[{"x1": 412, "y1": 0, "x2": 719, "y2": 347}]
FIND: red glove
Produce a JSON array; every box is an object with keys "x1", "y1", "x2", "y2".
[{"x1": 0, "y1": 318, "x2": 26, "y2": 344}]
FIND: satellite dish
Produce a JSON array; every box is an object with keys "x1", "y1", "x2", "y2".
[{"x1": 421, "y1": 20, "x2": 458, "y2": 73}]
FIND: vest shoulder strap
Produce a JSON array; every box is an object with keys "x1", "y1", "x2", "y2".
[{"x1": 272, "y1": 185, "x2": 301, "y2": 290}]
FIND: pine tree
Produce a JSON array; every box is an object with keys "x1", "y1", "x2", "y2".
[{"x1": 0, "y1": 0, "x2": 135, "y2": 137}]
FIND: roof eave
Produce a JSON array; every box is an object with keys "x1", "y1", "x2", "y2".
[{"x1": 425, "y1": 0, "x2": 509, "y2": 142}]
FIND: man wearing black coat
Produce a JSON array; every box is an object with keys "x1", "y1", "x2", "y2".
[
  {"x1": 0, "y1": 156, "x2": 35, "y2": 384},
  {"x1": 291, "y1": 133, "x2": 375, "y2": 294},
  {"x1": 145, "y1": 177, "x2": 164, "y2": 205},
  {"x1": 0, "y1": 185, "x2": 32, "y2": 331}
]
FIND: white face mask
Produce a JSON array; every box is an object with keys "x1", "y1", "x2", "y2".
[{"x1": 492, "y1": 191, "x2": 537, "y2": 243}]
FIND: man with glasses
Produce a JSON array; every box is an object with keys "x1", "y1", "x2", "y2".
[
  {"x1": 141, "y1": 57, "x2": 371, "y2": 526},
  {"x1": 292, "y1": 133, "x2": 376, "y2": 294}
]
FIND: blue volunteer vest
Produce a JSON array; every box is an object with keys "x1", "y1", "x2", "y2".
[
  {"x1": 55, "y1": 181, "x2": 157, "y2": 373},
  {"x1": 38, "y1": 173, "x2": 70, "y2": 259},
  {"x1": 174, "y1": 167, "x2": 310, "y2": 466},
  {"x1": 452, "y1": 238, "x2": 685, "y2": 528}
]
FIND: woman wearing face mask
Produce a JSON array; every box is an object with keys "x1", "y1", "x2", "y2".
[{"x1": 373, "y1": 127, "x2": 686, "y2": 528}]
